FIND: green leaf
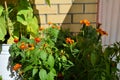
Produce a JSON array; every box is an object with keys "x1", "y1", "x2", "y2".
[
  {"x1": 61, "y1": 55, "x2": 67, "y2": 62},
  {"x1": 47, "y1": 71, "x2": 56, "y2": 80},
  {"x1": 47, "y1": 54, "x2": 55, "y2": 68},
  {"x1": 32, "y1": 68, "x2": 38, "y2": 77},
  {"x1": 0, "y1": 16, "x2": 7, "y2": 41},
  {"x1": 90, "y1": 52, "x2": 97, "y2": 66},
  {"x1": 27, "y1": 17, "x2": 39, "y2": 37},
  {"x1": 39, "y1": 68, "x2": 47, "y2": 80},
  {"x1": 17, "y1": 15, "x2": 27, "y2": 25},
  {"x1": 40, "y1": 50, "x2": 48, "y2": 61},
  {"x1": 23, "y1": 65, "x2": 33, "y2": 72},
  {"x1": 0, "y1": 5, "x2": 3, "y2": 16}
]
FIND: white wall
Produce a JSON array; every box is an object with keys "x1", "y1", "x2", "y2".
[
  {"x1": 0, "y1": 44, "x2": 14, "y2": 80},
  {"x1": 99, "y1": 0, "x2": 120, "y2": 45}
]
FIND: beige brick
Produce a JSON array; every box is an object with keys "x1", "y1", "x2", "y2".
[
  {"x1": 85, "y1": 4, "x2": 97, "y2": 13},
  {"x1": 47, "y1": 15, "x2": 71, "y2": 23},
  {"x1": 40, "y1": 24, "x2": 50, "y2": 28},
  {"x1": 34, "y1": 5, "x2": 58, "y2": 14},
  {"x1": 31, "y1": 0, "x2": 45, "y2": 4},
  {"x1": 50, "y1": 0, "x2": 72, "y2": 4},
  {"x1": 59, "y1": 4, "x2": 72, "y2": 13},
  {"x1": 59, "y1": 4, "x2": 83, "y2": 13},
  {"x1": 90, "y1": 23, "x2": 97, "y2": 28},
  {"x1": 70, "y1": 4, "x2": 83, "y2": 13},
  {"x1": 62, "y1": 24, "x2": 81, "y2": 32},
  {"x1": 73, "y1": 0, "x2": 98, "y2": 3},
  {"x1": 36, "y1": 15, "x2": 46, "y2": 24},
  {"x1": 73, "y1": 14, "x2": 97, "y2": 23}
]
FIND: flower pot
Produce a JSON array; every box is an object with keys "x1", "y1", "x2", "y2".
[{"x1": 0, "y1": 44, "x2": 15, "y2": 80}]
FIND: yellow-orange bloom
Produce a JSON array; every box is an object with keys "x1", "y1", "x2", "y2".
[
  {"x1": 80, "y1": 19, "x2": 90, "y2": 26},
  {"x1": 28, "y1": 44, "x2": 34, "y2": 50},
  {"x1": 80, "y1": 20, "x2": 84, "y2": 24},
  {"x1": 66, "y1": 38, "x2": 74, "y2": 44},
  {"x1": 48, "y1": 22, "x2": 52, "y2": 25},
  {"x1": 20, "y1": 42, "x2": 27, "y2": 50},
  {"x1": 52, "y1": 25, "x2": 56, "y2": 28},
  {"x1": 13, "y1": 63, "x2": 22, "y2": 71},
  {"x1": 97, "y1": 28, "x2": 108, "y2": 36}
]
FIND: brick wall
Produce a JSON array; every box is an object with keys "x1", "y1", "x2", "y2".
[{"x1": 33, "y1": 0, "x2": 98, "y2": 32}]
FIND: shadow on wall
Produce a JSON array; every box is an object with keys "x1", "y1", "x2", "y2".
[
  {"x1": 0, "y1": 0, "x2": 18, "y2": 4},
  {"x1": 61, "y1": 0, "x2": 97, "y2": 33},
  {"x1": 31, "y1": 0, "x2": 41, "y2": 27}
]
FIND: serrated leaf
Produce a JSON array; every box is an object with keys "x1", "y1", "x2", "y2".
[
  {"x1": 39, "y1": 68, "x2": 47, "y2": 80},
  {"x1": 47, "y1": 54, "x2": 55, "y2": 68},
  {"x1": 32, "y1": 68, "x2": 38, "y2": 77}
]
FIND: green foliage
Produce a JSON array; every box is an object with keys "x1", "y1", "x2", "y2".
[
  {"x1": 9, "y1": 24, "x2": 73, "y2": 80},
  {"x1": 63, "y1": 20, "x2": 120, "y2": 80},
  {"x1": 0, "y1": 75, "x2": 2, "y2": 80},
  {"x1": 0, "y1": 0, "x2": 40, "y2": 43},
  {"x1": 0, "y1": 5, "x2": 7, "y2": 41}
]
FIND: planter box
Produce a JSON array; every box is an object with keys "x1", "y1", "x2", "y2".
[{"x1": 0, "y1": 44, "x2": 15, "y2": 80}]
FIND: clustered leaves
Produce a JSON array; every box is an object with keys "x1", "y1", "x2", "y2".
[
  {"x1": 9, "y1": 23, "x2": 73, "y2": 80},
  {"x1": 63, "y1": 19, "x2": 120, "y2": 80}
]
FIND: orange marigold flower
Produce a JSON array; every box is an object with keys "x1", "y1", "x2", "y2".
[
  {"x1": 80, "y1": 20, "x2": 84, "y2": 24},
  {"x1": 80, "y1": 19, "x2": 90, "y2": 26},
  {"x1": 13, "y1": 63, "x2": 22, "y2": 71},
  {"x1": 35, "y1": 37, "x2": 41, "y2": 43},
  {"x1": 29, "y1": 46, "x2": 34, "y2": 50},
  {"x1": 83, "y1": 19, "x2": 89, "y2": 24},
  {"x1": 86, "y1": 23, "x2": 90, "y2": 26},
  {"x1": 48, "y1": 22, "x2": 52, "y2": 25},
  {"x1": 52, "y1": 25, "x2": 56, "y2": 28},
  {"x1": 57, "y1": 26, "x2": 61, "y2": 30},
  {"x1": 20, "y1": 43, "x2": 27, "y2": 50},
  {"x1": 28, "y1": 44, "x2": 34, "y2": 50},
  {"x1": 97, "y1": 28, "x2": 108, "y2": 36},
  {"x1": 66, "y1": 38, "x2": 74, "y2": 44},
  {"x1": 14, "y1": 38, "x2": 19, "y2": 43}
]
